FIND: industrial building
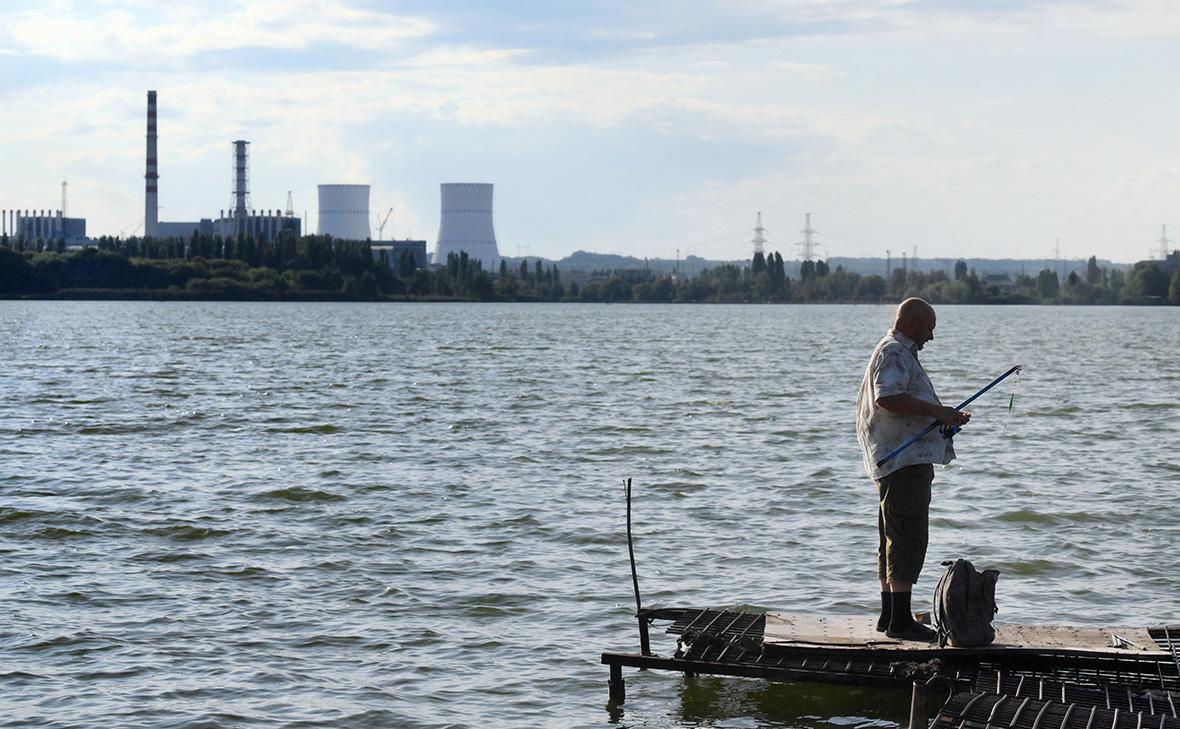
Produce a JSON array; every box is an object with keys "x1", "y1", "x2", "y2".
[
  {"x1": 434, "y1": 183, "x2": 501, "y2": 272},
  {"x1": 144, "y1": 90, "x2": 301, "y2": 242},
  {"x1": 317, "y1": 184, "x2": 370, "y2": 240},
  {"x1": 1, "y1": 210, "x2": 86, "y2": 243},
  {"x1": 372, "y1": 240, "x2": 428, "y2": 270}
]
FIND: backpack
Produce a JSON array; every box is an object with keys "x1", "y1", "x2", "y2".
[{"x1": 933, "y1": 559, "x2": 1000, "y2": 648}]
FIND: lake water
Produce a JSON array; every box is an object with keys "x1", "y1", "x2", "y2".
[{"x1": 1, "y1": 301, "x2": 1178, "y2": 728}]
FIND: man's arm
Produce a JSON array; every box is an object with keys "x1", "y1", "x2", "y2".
[{"x1": 876, "y1": 393, "x2": 970, "y2": 428}]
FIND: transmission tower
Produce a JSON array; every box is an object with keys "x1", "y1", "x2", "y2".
[
  {"x1": 285, "y1": 191, "x2": 295, "y2": 217},
  {"x1": 1158, "y1": 224, "x2": 1173, "y2": 260},
  {"x1": 797, "y1": 212, "x2": 819, "y2": 260},
  {"x1": 751, "y1": 211, "x2": 767, "y2": 256}
]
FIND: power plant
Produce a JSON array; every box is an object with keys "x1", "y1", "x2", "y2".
[
  {"x1": 317, "y1": 184, "x2": 370, "y2": 240},
  {"x1": 0, "y1": 209, "x2": 85, "y2": 242},
  {"x1": 144, "y1": 90, "x2": 301, "y2": 242},
  {"x1": 434, "y1": 183, "x2": 501, "y2": 271},
  {"x1": 3, "y1": 90, "x2": 512, "y2": 262}
]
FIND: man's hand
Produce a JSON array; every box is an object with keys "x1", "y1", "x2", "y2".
[
  {"x1": 936, "y1": 406, "x2": 970, "y2": 429},
  {"x1": 877, "y1": 393, "x2": 971, "y2": 428}
]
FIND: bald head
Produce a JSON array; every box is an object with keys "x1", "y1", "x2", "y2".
[{"x1": 894, "y1": 297, "x2": 937, "y2": 349}]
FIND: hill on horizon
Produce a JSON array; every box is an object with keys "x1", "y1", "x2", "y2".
[{"x1": 499, "y1": 250, "x2": 1128, "y2": 279}]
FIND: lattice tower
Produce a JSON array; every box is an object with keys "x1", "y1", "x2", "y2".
[
  {"x1": 797, "y1": 212, "x2": 819, "y2": 260},
  {"x1": 751, "y1": 211, "x2": 767, "y2": 256}
]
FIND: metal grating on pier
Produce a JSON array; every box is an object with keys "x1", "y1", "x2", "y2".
[
  {"x1": 933, "y1": 690, "x2": 1180, "y2": 729},
  {"x1": 666, "y1": 608, "x2": 765, "y2": 644},
  {"x1": 645, "y1": 607, "x2": 950, "y2": 686},
  {"x1": 971, "y1": 670, "x2": 1180, "y2": 716},
  {"x1": 969, "y1": 653, "x2": 1180, "y2": 694}
]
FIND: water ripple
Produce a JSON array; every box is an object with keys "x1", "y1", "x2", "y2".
[{"x1": 0, "y1": 301, "x2": 1177, "y2": 728}]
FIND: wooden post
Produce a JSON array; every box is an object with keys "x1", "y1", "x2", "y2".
[
  {"x1": 638, "y1": 614, "x2": 651, "y2": 656},
  {"x1": 608, "y1": 662, "x2": 625, "y2": 704},
  {"x1": 908, "y1": 676, "x2": 953, "y2": 729}
]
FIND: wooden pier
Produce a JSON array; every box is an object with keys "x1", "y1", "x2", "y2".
[{"x1": 601, "y1": 607, "x2": 1180, "y2": 728}]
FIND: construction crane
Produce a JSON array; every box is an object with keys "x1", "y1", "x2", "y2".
[
  {"x1": 375, "y1": 207, "x2": 394, "y2": 241},
  {"x1": 119, "y1": 217, "x2": 144, "y2": 238}
]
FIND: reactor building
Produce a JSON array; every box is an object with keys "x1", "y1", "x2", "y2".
[
  {"x1": 1, "y1": 210, "x2": 86, "y2": 243},
  {"x1": 317, "y1": 184, "x2": 370, "y2": 240},
  {"x1": 144, "y1": 90, "x2": 300, "y2": 241},
  {"x1": 434, "y1": 183, "x2": 500, "y2": 271}
]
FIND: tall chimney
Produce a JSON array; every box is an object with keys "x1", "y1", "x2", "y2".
[
  {"x1": 145, "y1": 90, "x2": 158, "y2": 237},
  {"x1": 232, "y1": 140, "x2": 250, "y2": 238}
]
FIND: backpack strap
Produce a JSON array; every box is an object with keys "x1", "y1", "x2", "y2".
[{"x1": 934, "y1": 560, "x2": 954, "y2": 648}]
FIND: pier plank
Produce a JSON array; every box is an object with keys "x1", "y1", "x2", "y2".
[{"x1": 763, "y1": 612, "x2": 1166, "y2": 657}]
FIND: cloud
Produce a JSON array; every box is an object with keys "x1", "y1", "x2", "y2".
[
  {"x1": 3, "y1": 0, "x2": 436, "y2": 63},
  {"x1": 1, "y1": 0, "x2": 1176, "y2": 262}
]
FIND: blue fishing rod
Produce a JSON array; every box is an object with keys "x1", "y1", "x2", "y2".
[{"x1": 875, "y1": 365, "x2": 1022, "y2": 469}]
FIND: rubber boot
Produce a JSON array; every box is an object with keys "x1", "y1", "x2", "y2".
[
  {"x1": 885, "y1": 591, "x2": 936, "y2": 642},
  {"x1": 875, "y1": 591, "x2": 890, "y2": 633}
]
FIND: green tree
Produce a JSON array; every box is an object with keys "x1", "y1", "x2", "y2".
[
  {"x1": 1128, "y1": 262, "x2": 1168, "y2": 300},
  {"x1": 1085, "y1": 255, "x2": 1101, "y2": 285},
  {"x1": 1170, "y1": 269, "x2": 1180, "y2": 305},
  {"x1": 1036, "y1": 268, "x2": 1059, "y2": 300},
  {"x1": 856, "y1": 274, "x2": 886, "y2": 301},
  {"x1": 398, "y1": 249, "x2": 417, "y2": 278},
  {"x1": 769, "y1": 252, "x2": 786, "y2": 298},
  {"x1": 954, "y1": 259, "x2": 967, "y2": 281}
]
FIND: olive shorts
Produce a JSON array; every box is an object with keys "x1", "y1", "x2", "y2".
[{"x1": 876, "y1": 463, "x2": 934, "y2": 585}]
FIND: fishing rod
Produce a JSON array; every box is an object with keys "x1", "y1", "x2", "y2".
[{"x1": 875, "y1": 365, "x2": 1023, "y2": 469}]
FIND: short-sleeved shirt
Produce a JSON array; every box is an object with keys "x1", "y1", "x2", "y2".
[{"x1": 856, "y1": 328, "x2": 955, "y2": 480}]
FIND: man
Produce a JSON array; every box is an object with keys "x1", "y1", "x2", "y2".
[{"x1": 856, "y1": 298, "x2": 970, "y2": 642}]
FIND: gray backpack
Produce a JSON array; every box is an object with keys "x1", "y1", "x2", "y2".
[{"x1": 934, "y1": 559, "x2": 1000, "y2": 648}]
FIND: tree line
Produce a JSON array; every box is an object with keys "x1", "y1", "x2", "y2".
[{"x1": 1, "y1": 232, "x2": 1177, "y2": 305}]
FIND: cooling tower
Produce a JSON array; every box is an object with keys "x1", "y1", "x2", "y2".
[
  {"x1": 435, "y1": 183, "x2": 500, "y2": 271},
  {"x1": 317, "y1": 184, "x2": 370, "y2": 240}
]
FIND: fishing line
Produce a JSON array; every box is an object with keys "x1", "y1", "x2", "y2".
[{"x1": 1001, "y1": 367, "x2": 1022, "y2": 434}]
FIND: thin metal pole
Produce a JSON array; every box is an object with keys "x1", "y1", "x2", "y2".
[
  {"x1": 876, "y1": 365, "x2": 1022, "y2": 469},
  {"x1": 625, "y1": 478, "x2": 651, "y2": 655}
]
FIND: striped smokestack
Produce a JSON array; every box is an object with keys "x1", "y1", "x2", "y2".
[
  {"x1": 145, "y1": 90, "x2": 158, "y2": 237},
  {"x1": 232, "y1": 140, "x2": 250, "y2": 238}
]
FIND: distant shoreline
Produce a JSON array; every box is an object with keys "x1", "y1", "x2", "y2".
[
  {"x1": 2, "y1": 242, "x2": 1176, "y2": 305},
  {"x1": 0, "y1": 291, "x2": 1167, "y2": 306}
]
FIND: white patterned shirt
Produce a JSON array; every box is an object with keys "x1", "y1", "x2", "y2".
[{"x1": 856, "y1": 329, "x2": 956, "y2": 480}]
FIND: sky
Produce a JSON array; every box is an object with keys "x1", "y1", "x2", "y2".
[{"x1": 2, "y1": 0, "x2": 1180, "y2": 263}]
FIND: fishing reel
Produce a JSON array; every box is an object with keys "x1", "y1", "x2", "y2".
[{"x1": 939, "y1": 424, "x2": 961, "y2": 439}]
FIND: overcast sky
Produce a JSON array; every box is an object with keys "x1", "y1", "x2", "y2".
[{"x1": 2, "y1": 0, "x2": 1179, "y2": 263}]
